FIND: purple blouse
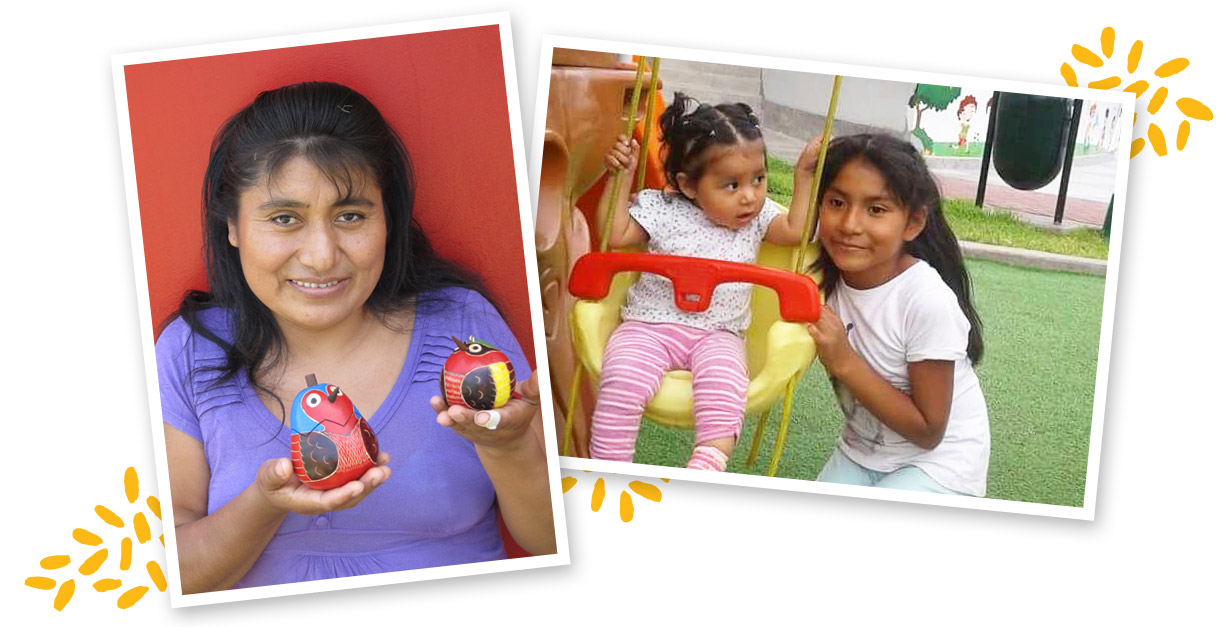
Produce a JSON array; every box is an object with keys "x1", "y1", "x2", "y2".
[{"x1": 156, "y1": 288, "x2": 527, "y2": 588}]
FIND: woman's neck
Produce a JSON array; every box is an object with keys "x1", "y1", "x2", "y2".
[
  {"x1": 255, "y1": 306, "x2": 415, "y2": 424},
  {"x1": 276, "y1": 308, "x2": 381, "y2": 366}
]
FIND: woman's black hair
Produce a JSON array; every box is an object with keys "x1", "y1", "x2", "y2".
[
  {"x1": 658, "y1": 92, "x2": 764, "y2": 195},
  {"x1": 809, "y1": 133, "x2": 984, "y2": 365},
  {"x1": 168, "y1": 81, "x2": 489, "y2": 407}
]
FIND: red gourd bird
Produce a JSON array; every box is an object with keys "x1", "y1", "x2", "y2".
[{"x1": 289, "y1": 375, "x2": 379, "y2": 490}]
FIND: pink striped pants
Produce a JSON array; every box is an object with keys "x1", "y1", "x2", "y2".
[{"x1": 589, "y1": 321, "x2": 748, "y2": 462}]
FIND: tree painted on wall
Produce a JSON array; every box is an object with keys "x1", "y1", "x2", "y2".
[
  {"x1": 908, "y1": 83, "x2": 962, "y2": 154},
  {"x1": 909, "y1": 84, "x2": 962, "y2": 130}
]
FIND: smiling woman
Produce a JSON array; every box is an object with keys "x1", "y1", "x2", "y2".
[
  {"x1": 154, "y1": 81, "x2": 555, "y2": 594},
  {"x1": 229, "y1": 156, "x2": 388, "y2": 335}
]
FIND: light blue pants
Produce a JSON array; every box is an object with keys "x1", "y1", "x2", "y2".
[{"x1": 817, "y1": 448, "x2": 968, "y2": 495}]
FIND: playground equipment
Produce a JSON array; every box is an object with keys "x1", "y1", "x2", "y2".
[
  {"x1": 537, "y1": 50, "x2": 658, "y2": 456},
  {"x1": 543, "y1": 54, "x2": 843, "y2": 475},
  {"x1": 976, "y1": 92, "x2": 1084, "y2": 224}
]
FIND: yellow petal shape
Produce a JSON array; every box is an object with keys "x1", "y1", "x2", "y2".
[
  {"x1": 1130, "y1": 137, "x2": 1145, "y2": 157},
  {"x1": 120, "y1": 537, "x2": 132, "y2": 570},
  {"x1": 590, "y1": 477, "x2": 605, "y2": 512},
  {"x1": 1176, "y1": 97, "x2": 1214, "y2": 121},
  {"x1": 117, "y1": 586, "x2": 149, "y2": 609},
  {"x1": 1072, "y1": 44, "x2": 1104, "y2": 68},
  {"x1": 1148, "y1": 87, "x2": 1168, "y2": 114},
  {"x1": 79, "y1": 548, "x2": 108, "y2": 575},
  {"x1": 1089, "y1": 76, "x2": 1121, "y2": 90},
  {"x1": 619, "y1": 490, "x2": 634, "y2": 522},
  {"x1": 1148, "y1": 124, "x2": 1167, "y2": 156},
  {"x1": 125, "y1": 467, "x2": 139, "y2": 504},
  {"x1": 1123, "y1": 80, "x2": 1149, "y2": 97},
  {"x1": 661, "y1": 478, "x2": 670, "y2": 483},
  {"x1": 40, "y1": 555, "x2": 71, "y2": 570},
  {"x1": 1155, "y1": 58, "x2": 1189, "y2": 77},
  {"x1": 628, "y1": 481, "x2": 663, "y2": 502},
  {"x1": 1177, "y1": 120, "x2": 1191, "y2": 150},
  {"x1": 134, "y1": 512, "x2": 151, "y2": 544},
  {"x1": 96, "y1": 505, "x2": 125, "y2": 528},
  {"x1": 1128, "y1": 40, "x2": 1143, "y2": 73},
  {"x1": 54, "y1": 579, "x2": 75, "y2": 611},
  {"x1": 1100, "y1": 27, "x2": 1114, "y2": 58},
  {"x1": 1060, "y1": 62, "x2": 1078, "y2": 87},
  {"x1": 562, "y1": 476, "x2": 577, "y2": 493},
  {"x1": 147, "y1": 496, "x2": 162, "y2": 520},
  {"x1": 25, "y1": 576, "x2": 57, "y2": 590},
  {"x1": 94, "y1": 578, "x2": 123, "y2": 592},
  {"x1": 73, "y1": 528, "x2": 102, "y2": 546},
  {"x1": 147, "y1": 561, "x2": 167, "y2": 592}
]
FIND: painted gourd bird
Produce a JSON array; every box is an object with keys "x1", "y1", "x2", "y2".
[
  {"x1": 289, "y1": 375, "x2": 379, "y2": 491},
  {"x1": 439, "y1": 335, "x2": 517, "y2": 411}
]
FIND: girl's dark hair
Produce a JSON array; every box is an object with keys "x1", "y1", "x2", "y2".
[
  {"x1": 170, "y1": 81, "x2": 487, "y2": 403},
  {"x1": 809, "y1": 133, "x2": 984, "y2": 365},
  {"x1": 658, "y1": 92, "x2": 764, "y2": 194}
]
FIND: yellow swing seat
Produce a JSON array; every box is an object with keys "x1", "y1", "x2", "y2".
[{"x1": 568, "y1": 244, "x2": 819, "y2": 430}]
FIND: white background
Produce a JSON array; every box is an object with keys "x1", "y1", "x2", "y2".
[{"x1": 3, "y1": 0, "x2": 1226, "y2": 623}]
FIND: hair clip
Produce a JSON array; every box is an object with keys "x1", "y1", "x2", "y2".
[
  {"x1": 337, "y1": 104, "x2": 354, "y2": 114},
  {"x1": 708, "y1": 129, "x2": 716, "y2": 137}
]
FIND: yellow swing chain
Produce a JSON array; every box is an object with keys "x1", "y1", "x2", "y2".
[
  {"x1": 767, "y1": 75, "x2": 842, "y2": 478},
  {"x1": 563, "y1": 56, "x2": 653, "y2": 457}
]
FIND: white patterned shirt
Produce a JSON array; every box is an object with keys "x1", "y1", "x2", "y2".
[{"x1": 620, "y1": 189, "x2": 784, "y2": 334}]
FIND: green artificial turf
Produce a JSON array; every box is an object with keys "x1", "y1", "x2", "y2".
[{"x1": 631, "y1": 259, "x2": 1105, "y2": 507}]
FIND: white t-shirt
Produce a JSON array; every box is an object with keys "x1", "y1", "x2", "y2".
[
  {"x1": 621, "y1": 189, "x2": 784, "y2": 334},
  {"x1": 828, "y1": 260, "x2": 990, "y2": 496}
]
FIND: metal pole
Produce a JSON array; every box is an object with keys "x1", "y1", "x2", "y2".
[
  {"x1": 975, "y1": 91, "x2": 1000, "y2": 208},
  {"x1": 1054, "y1": 98, "x2": 1083, "y2": 225}
]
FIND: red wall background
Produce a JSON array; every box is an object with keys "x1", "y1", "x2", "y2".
[{"x1": 124, "y1": 25, "x2": 535, "y2": 366}]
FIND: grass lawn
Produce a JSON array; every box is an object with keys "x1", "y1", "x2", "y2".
[
  {"x1": 631, "y1": 258, "x2": 1105, "y2": 507},
  {"x1": 922, "y1": 141, "x2": 1106, "y2": 158},
  {"x1": 765, "y1": 156, "x2": 1109, "y2": 260}
]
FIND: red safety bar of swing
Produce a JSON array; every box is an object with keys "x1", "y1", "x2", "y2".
[{"x1": 568, "y1": 252, "x2": 820, "y2": 323}]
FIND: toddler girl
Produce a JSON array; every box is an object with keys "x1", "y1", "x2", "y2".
[
  {"x1": 590, "y1": 92, "x2": 819, "y2": 471},
  {"x1": 808, "y1": 133, "x2": 990, "y2": 496}
]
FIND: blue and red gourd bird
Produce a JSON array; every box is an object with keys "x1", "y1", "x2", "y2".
[
  {"x1": 289, "y1": 375, "x2": 379, "y2": 491},
  {"x1": 439, "y1": 336, "x2": 517, "y2": 411}
]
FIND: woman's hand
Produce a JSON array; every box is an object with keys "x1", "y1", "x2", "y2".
[
  {"x1": 605, "y1": 135, "x2": 639, "y2": 174},
  {"x1": 433, "y1": 371, "x2": 555, "y2": 555},
  {"x1": 808, "y1": 306, "x2": 858, "y2": 378},
  {"x1": 431, "y1": 371, "x2": 542, "y2": 452},
  {"x1": 254, "y1": 453, "x2": 391, "y2": 516}
]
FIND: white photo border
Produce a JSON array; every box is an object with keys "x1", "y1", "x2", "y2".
[
  {"x1": 113, "y1": 12, "x2": 569, "y2": 608},
  {"x1": 533, "y1": 34, "x2": 1132, "y2": 522}
]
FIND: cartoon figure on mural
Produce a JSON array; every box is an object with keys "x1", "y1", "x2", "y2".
[
  {"x1": 955, "y1": 95, "x2": 977, "y2": 153},
  {"x1": 1100, "y1": 106, "x2": 1120, "y2": 152},
  {"x1": 1085, "y1": 102, "x2": 1100, "y2": 150}
]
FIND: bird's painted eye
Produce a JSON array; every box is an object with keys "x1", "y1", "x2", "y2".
[
  {"x1": 467, "y1": 343, "x2": 483, "y2": 354},
  {"x1": 306, "y1": 393, "x2": 322, "y2": 407}
]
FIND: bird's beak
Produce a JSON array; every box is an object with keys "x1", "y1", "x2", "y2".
[{"x1": 327, "y1": 386, "x2": 338, "y2": 403}]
